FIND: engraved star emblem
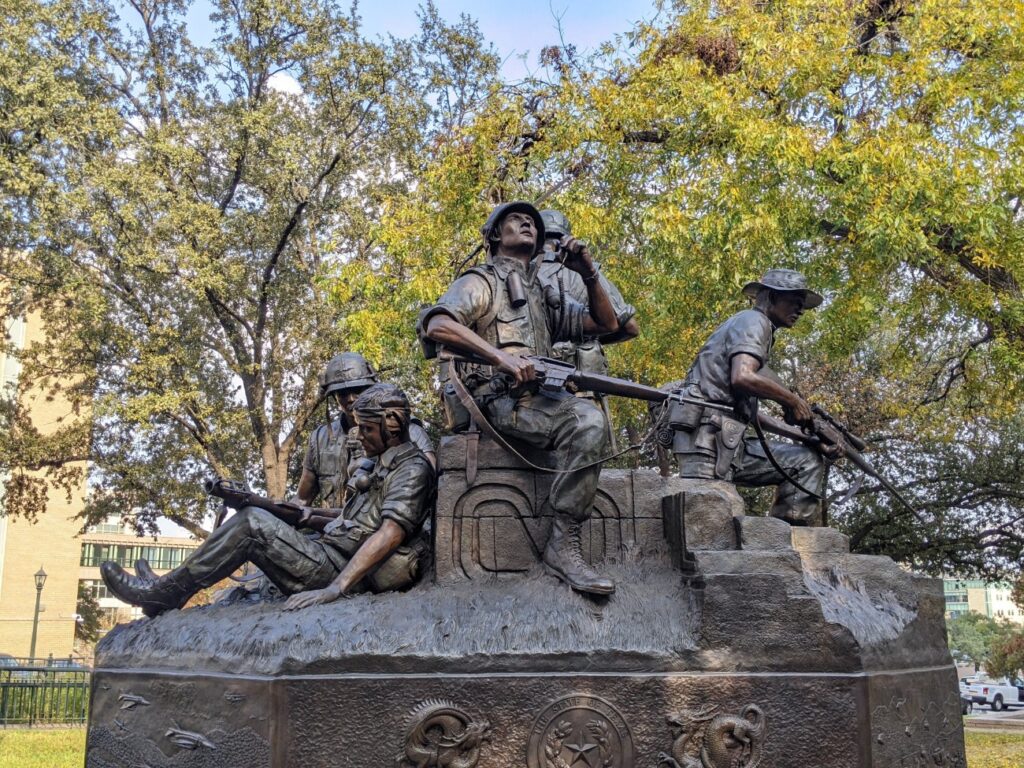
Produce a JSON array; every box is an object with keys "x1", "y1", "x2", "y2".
[{"x1": 564, "y1": 736, "x2": 598, "y2": 766}]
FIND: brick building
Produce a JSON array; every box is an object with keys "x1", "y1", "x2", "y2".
[{"x1": 0, "y1": 312, "x2": 198, "y2": 658}]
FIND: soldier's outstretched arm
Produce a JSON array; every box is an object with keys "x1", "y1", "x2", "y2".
[
  {"x1": 282, "y1": 519, "x2": 406, "y2": 610},
  {"x1": 730, "y1": 353, "x2": 813, "y2": 429},
  {"x1": 425, "y1": 314, "x2": 535, "y2": 386}
]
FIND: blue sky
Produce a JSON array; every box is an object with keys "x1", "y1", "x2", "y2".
[{"x1": 184, "y1": 0, "x2": 660, "y2": 79}]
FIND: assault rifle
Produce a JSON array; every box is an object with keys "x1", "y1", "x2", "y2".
[
  {"x1": 806, "y1": 406, "x2": 925, "y2": 522},
  {"x1": 204, "y1": 478, "x2": 343, "y2": 533},
  {"x1": 452, "y1": 354, "x2": 925, "y2": 519},
  {"x1": 451, "y1": 353, "x2": 730, "y2": 411}
]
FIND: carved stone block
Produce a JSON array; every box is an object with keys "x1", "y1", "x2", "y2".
[
  {"x1": 791, "y1": 526, "x2": 851, "y2": 554},
  {"x1": 736, "y1": 515, "x2": 793, "y2": 551},
  {"x1": 435, "y1": 436, "x2": 666, "y2": 582}
]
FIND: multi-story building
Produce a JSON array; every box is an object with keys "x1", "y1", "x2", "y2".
[
  {"x1": 0, "y1": 311, "x2": 199, "y2": 658},
  {"x1": 943, "y1": 578, "x2": 1024, "y2": 626},
  {"x1": 79, "y1": 516, "x2": 199, "y2": 629}
]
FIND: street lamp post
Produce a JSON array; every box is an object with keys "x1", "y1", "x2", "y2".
[{"x1": 29, "y1": 565, "x2": 46, "y2": 660}]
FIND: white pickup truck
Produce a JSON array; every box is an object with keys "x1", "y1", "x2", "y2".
[{"x1": 964, "y1": 677, "x2": 1024, "y2": 711}]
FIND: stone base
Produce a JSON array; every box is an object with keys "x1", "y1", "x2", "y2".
[
  {"x1": 87, "y1": 437, "x2": 964, "y2": 767},
  {"x1": 87, "y1": 664, "x2": 964, "y2": 768},
  {"x1": 87, "y1": 548, "x2": 965, "y2": 767}
]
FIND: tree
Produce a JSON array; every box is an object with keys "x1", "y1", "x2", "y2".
[
  {"x1": 74, "y1": 582, "x2": 103, "y2": 645},
  {"x1": 987, "y1": 632, "x2": 1024, "y2": 681},
  {"x1": 364, "y1": 0, "x2": 1024, "y2": 577},
  {"x1": 0, "y1": 0, "x2": 498, "y2": 535},
  {"x1": 947, "y1": 612, "x2": 1013, "y2": 672}
]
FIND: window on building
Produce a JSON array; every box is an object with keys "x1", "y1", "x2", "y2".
[
  {"x1": 87, "y1": 514, "x2": 125, "y2": 535},
  {"x1": 81, "y1": 579, "x2": 110, "y2": 600},
  {"x1": 80, "y1": 543, "x2": 194, "y2": 569}
]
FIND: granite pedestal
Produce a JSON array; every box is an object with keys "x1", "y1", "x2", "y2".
[{"x1": 86, "y1": 436, "x2": 965, "y2": 767}]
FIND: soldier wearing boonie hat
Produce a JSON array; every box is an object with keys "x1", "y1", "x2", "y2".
[{"x1": 670, "y1": 268, "x2": 840, "y2": 526}]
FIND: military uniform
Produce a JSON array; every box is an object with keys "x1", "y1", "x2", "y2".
[
  {"x1": 304, "y1": 416, "x2": 434, "y2": 508},
  {"x1": 537, "y1": 252, "x2": 636, "y2": 379},
  {"x1": 422, "y1": 252, "x2": 608, "y2": 522},
  {"x1": 674, "y1": 307, "x2": 825, "y2": 525},
  {"x1": 100, "y1": 439, "x2": 435, "y2": 616}
]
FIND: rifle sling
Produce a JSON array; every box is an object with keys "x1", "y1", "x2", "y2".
[
  {"x1": 448, "y1": 368, "x2": 645, "y2": 476},
  {"x1": 752, "y1": 417, "x2": 824, "y2": 501}
]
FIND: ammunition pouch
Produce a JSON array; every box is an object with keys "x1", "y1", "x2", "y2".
[
  {"x1": 551, "y1": 340, "x2": 609, "y2": 378},
  {"x1": 442, "y1": 380, "x2": 471, "y2": 432},
  {"x1": 668, "y1": 393, "x2": 703, "y2": 432},
  {"x1": 574, "y1": 341, "x2": 609, "y2": 376},
  {"x1": 673, "y1": 407, "x2": 749, "y2": 482},
  {"x1": 365, "y1": 534, "x2": 429, "y2": 592}
]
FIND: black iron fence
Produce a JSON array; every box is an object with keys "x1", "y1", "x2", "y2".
[{"x1": 0, "y1": 656, "x2": 90, "y2": 727}]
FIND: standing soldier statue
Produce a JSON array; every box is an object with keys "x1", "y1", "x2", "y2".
[
  {"x1": 419, "y1": 201, "x2": 621, "y2": 595},
  {"x1": 100, "y1": 384, "x2": 436, "y2": 616},
  {"x1": 671, "y1": 269, "x2": 842, "y2": 526},
  {"x1": 537, "y1": 210, "x2": 639, "y2": 448}
]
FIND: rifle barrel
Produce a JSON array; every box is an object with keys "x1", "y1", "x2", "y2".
[
  {"x1": 843, "y1": 447, "x2": 926, "y2": 523},
  {"x1": 571, "y1": 371, "x2": 669, "y2": 402}
]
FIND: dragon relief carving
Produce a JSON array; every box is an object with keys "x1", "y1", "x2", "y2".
[
  {"x1": 397, "y1": 699, "x2": 491, "y2": 768},
  {"x1": 658, "y1": 704, "x2": 766, "y2": 768}
]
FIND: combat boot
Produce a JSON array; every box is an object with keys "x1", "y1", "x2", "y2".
[
  {"x1": 100, "y1": 562, "x2": 198, "y2": 618},
  {"x1": 134, "y1": 558, "x2": 158, "y2": 584},
  {"x1": 542, "y1": 514, "x2": 615, "y2": 596}
]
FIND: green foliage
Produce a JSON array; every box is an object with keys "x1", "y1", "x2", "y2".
[
  {"x1": 947, "y1": 612, "x2": 1016, "y2": 671},
  {"x1": 3, "y1": 0, "x2": 1024, "y2": 576},
  {"x1": 0, "y1": 0, "x2": 497, "y2": 532},
  {"x1": 74, "y1": 582, "x2": 102, "y2": 645},
  {"x1": 362, "y1": 0, "x2": 1024, "y2": 577},
  {"x1": 987, "y1": 632, "x2": 1024, "y2": 681}
]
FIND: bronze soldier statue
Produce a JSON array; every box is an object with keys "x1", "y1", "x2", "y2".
[
  {"x1": 537, "y1": 210, "x2": 639, "y2": 446},
  {"x1": 297, "y1": 352, "x2": 435, "y2": 510},
  {"x1": 672, "y1": 269, "x2": 842, "y2": 526},
  {"x1": 100, "y1": 384, "x2": 436, "y2": 616},
  {"x1": 420, "y1": 201, "x2": 621, "y2": 595}
]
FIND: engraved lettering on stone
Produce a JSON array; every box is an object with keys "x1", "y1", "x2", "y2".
[
  {"x1": 397, "y1": 699, "x2": 491, "y2": 768},
  {"x1": 528, "y1": 695, "x2": 633, "y2": 768},
  {"x1": 658, "y1": 704, "x2": 765, "y2": 768},
  {"x1": 165, "y1": 725, "x2": 216, "y2": 750},
  {"x1": 117, "y1": 693, "x2": 150, "y2": 710}
]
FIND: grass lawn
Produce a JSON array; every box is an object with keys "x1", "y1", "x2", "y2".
[
  {"x1": 0, "y1": 728, "x2": 85, "y2": 768},
  {"x1": 965, "y1": 730, "x2": 1024, "y2": 767},
  {"x1": 0, "y1": 724, "x2": 1020, "y2": 767}
]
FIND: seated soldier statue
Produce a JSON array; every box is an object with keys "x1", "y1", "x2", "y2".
[
  {"x1": 100, "y1": 383, "x2": 435, "y2": 616},
  {"x1": 297, "y1": 351, "x2": 435, "y2": 510},
  {"x1": 672, "y1": 269, "x2": 842, "y2": 526}
]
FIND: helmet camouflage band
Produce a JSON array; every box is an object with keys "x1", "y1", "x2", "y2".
[
  {"x1": 540, "y1": 209, "x2": 572, "y2": 239},
  {"x1": 353, "y1": 383, "x2": 411, "y2": 441},
  {"x1": 480, "y1": 201, "x2": 546, "y2": 256},
  {"x1": 319, "y1": 352, "x2": 379, "y2": 396}
]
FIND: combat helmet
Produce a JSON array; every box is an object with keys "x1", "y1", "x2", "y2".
[
  {"x1": 353, "y1": 383, "x2": 411, "y2": 442},
  {"x1": 540, "y1": 209, "x2": 572, "y2": 240},
  {"x1": 480, "y1": 201, "x2": 546, "y2": 256},
  {"x1": 319, "y1": 352, "x2": 379, "y2": 397}
]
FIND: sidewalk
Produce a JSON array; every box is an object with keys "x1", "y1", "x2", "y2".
[{"x1": 965, "y1": 708, "x2": 1024, "y2": 732}]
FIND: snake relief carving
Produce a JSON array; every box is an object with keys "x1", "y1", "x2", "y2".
[
  {"x1": 657, "y1": 704, "x2": 766, "y2": 768},
  {"x1": 396, "y1": 699, "x2": 491, "y2": 768}
]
